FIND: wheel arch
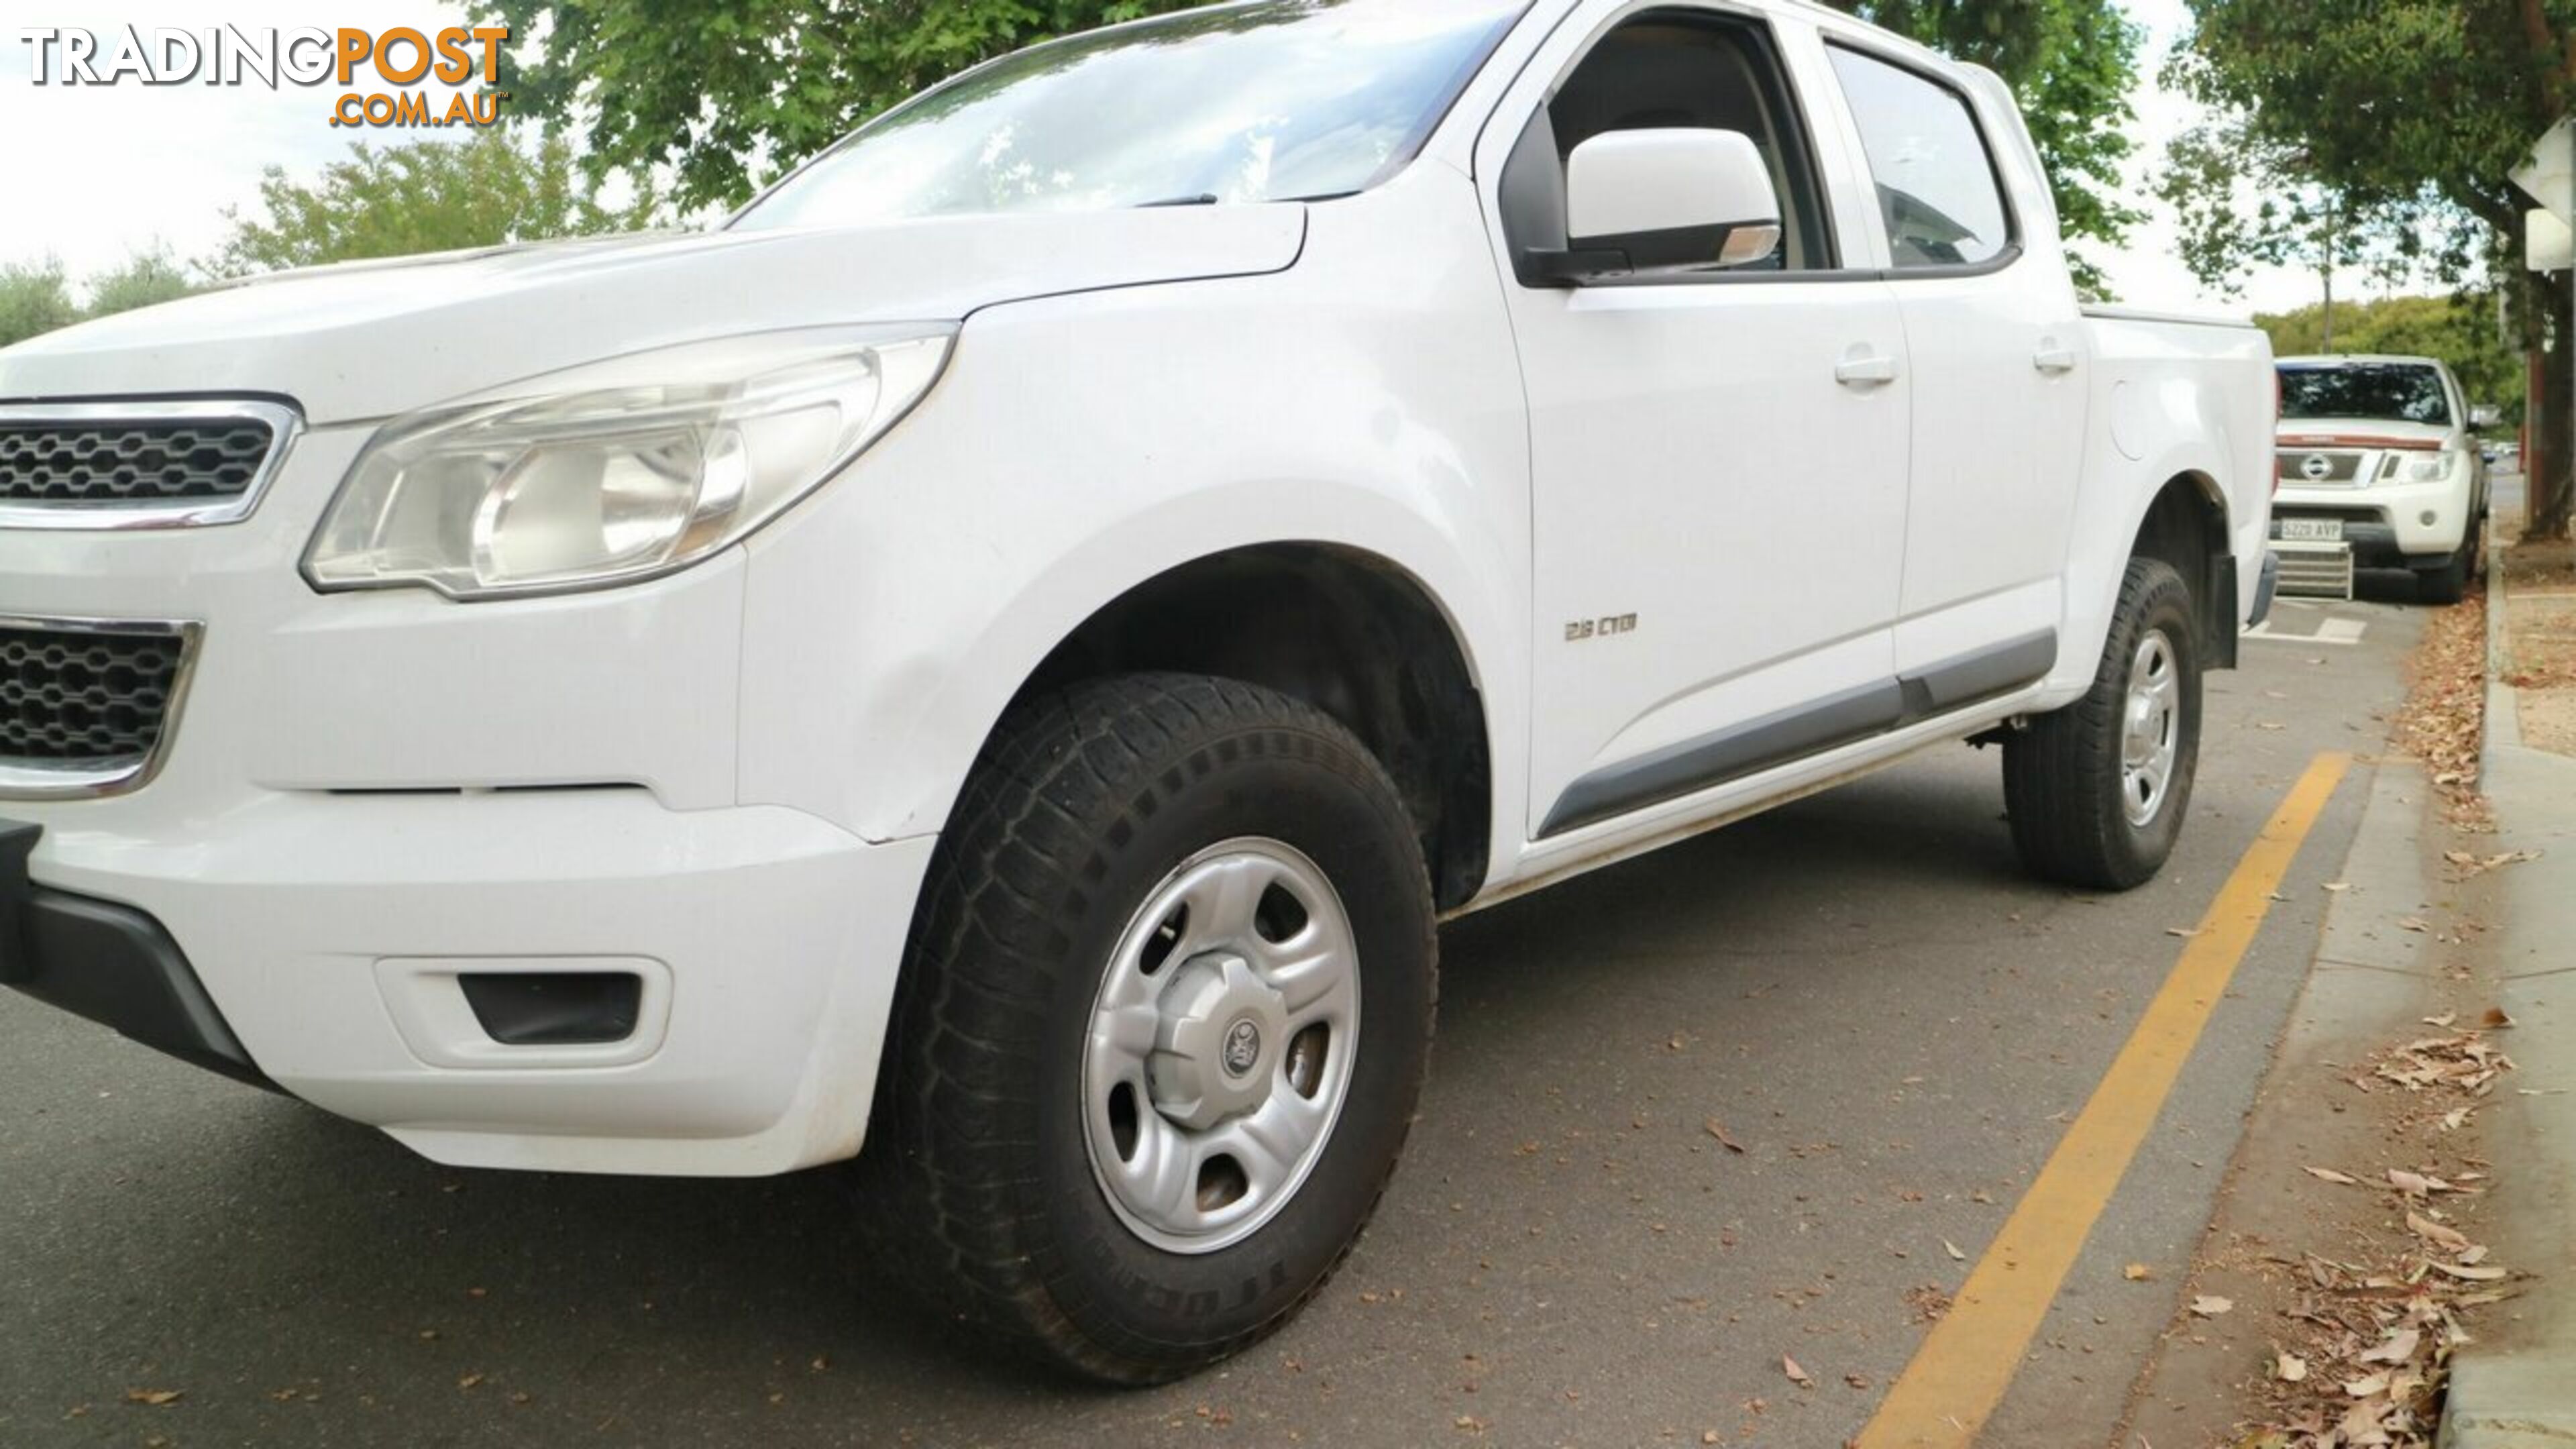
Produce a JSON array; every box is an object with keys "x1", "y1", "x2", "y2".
[
  {"x1": 1006, "y1": 543, "x2": 1497, "y2": 911},
  {"x1": 2127, "y1": 468, "x2": 2240, "y2": 670}
]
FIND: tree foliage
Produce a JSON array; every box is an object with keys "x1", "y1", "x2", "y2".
[
  {"x1": 2163, "y1": 0, "x2": 2576, "y2": 537},
  {"x1": 1823, "y1": 0, "x2": 2145, "y2": 293},
  {"x1": 479, "y1": 0, "x2": 1186, "y2": 215},
  {"x1": 488, "y1": 0, "x2": 2141, "y2": 279},
  {"x1": 2259, "y1": 292, "x2": 2524, "y2": 424},
  {"x1": 84, "y1": 246, "x2": 196, "y2": 319},
  {"x1": 212, "y1": 129, "x2": 660, "y2": 276},
  {"x1": 0, "y1": 249, "x2": 199, "y2": 350},
  {"x1": 0, "y1": 258, "x2": 81, "y2": 350}
]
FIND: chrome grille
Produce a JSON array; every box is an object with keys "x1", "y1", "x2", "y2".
[
  {"x1": 0, "y1": 400, "x2": 297, "y2": 528},
  {"x1": 0, "y1": 617, "x2": 198, "y2": 797},
  {"x1": 0, "y1": 419, "x2": 272, "y2": 502},
  {"x1": 2276, "y1": 449, "x2": 2366, "y2": 485}
]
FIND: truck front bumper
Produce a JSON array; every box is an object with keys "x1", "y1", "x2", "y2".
[
  {"x1": 1, "y1": 820, "x2": 267, "y2": 1089},
  {"x1": 0, "y1": 421, "x2": 938, "y2": 1177},
  {"x1": 2272, "y1": 478, "x2": 2474, "y2": 567},
  {"x1": 5, "y1": 788, "x2": 934, "y2": 1176}
]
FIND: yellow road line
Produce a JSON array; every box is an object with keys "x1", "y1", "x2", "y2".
[{"x1": 1854, "y1": 753, "x2": 2353, "y2": 1449}]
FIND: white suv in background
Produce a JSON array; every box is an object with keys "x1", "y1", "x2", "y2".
[{"x1": 2273, "y1": 354, "x2": 2489, "y2": 602}]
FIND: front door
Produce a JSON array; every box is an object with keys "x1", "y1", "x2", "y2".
[{"x1": 1482, "y1": 6, "x2": 1914, "y2": 841}]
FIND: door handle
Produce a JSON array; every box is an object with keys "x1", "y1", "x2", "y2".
[
  {"x1": 2034, "y1": 344, "x2": 2080, "y2": 376},
  {"x1": 1835, "y1": 353, "x2": 1900, "y2": 388}
]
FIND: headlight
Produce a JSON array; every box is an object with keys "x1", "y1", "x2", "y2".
[
  {"x1": 2380, "y1": 451, "x2": 2457, "y2": 485},
  {"x1": 305, "y1": 327, "x2": 953, "y2": 599}
]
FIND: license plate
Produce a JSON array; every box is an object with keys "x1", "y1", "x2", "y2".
[{"x1": 2278, "y1": 519, "x2": 2344, "y2": 543}]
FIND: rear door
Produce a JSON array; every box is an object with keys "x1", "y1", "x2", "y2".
[
  {"x1": 1477, "y1": 3, "x2": 1916, "y2": 841},
  {"x1": 1821, "y1": 42, "x2": 2083, "y2": 688}
]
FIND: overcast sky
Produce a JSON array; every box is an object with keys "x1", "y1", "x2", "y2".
[{"x1": 0, "y1": 2, "x2": 2348, "y2": 315}]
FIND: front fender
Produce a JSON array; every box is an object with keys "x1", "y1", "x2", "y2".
[
  {"x1": 743, "y1": 475, "x2": 1520, "y2": 845},
  {"x1": 728, "y1": 237, "x2": 1532, "y2": 855}
]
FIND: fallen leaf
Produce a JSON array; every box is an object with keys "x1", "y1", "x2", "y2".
[
  {"x1": 2432, "y1": 1261, "x2": 2508, "y2": 1281},
  {"x1": 2388, "y1": 1169, "x2": 2434, "y2": 1197},
  {"x1": 2334, "y1": 1399, "x2": 2391, "y2": 1442},
  {"x1": 1782, "y1": 1355, "x2": 1814, "y2": 1389},
  {"x1": 2397, "y1": 916, "x2": 2431, "y2": 933},
  {"x1": 123, "y1": 1391, "x2": 182, "y2": 1407},
  {"x1": 458, "y1": 1374, "x2": 484, "y2": 1391},
  {"x1": 1703, "y1": 1120, "x2": 1744, "y2": 1154},
  {"x1": 2323, "y1": 881, "x2": 2353, "y2": 893},
  {"x1": 2482, "y1": 1008, "x2": 2517, "y2": 1029},
  {"x1": 2304, "y1": 1166, "x2": 2360, "y2": 1185},
  {"x1": 2359, "y1": 1329, "x2": 2422, "y2": 1365},
  {"x1": 2190, "y1": 1295, "x2": 2233, "y2": 1318},
  {"x1": 2123, "y1": 1263, "x2": 2155, "y2": 1282},
  {"x1": 2275, "y1": 1352, "x2": 2308, "y2": 1383},
  {"x1": 2342, "y1": 1371, "x2": 2390, "y2": 1398},
  {"x1": 2407, "y1": 1212, "x2": 2471, "y2": 1252},
  {"x1": 1943, "y1": 1240, "x2": 1966, "y2": 1263},
  {"x1": 2165, "y1": 927, "x2": 2203, "y2": 938}
]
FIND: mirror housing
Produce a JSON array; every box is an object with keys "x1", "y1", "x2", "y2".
[
  {"x1": 1532, "y1": 129, "x2": 1783, "y2": 286},
  {"x1": 2471, "y1": 404, "x2": 2502, "y2": 431}
]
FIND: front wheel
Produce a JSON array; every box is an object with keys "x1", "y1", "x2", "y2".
[
  {"x1": 2416, "y1": 521, "x2": 2479, "y2": 606},
  {"x1": 860, "y1": 674, "x2": 1437, "y2": 1384},
  {"x1": 2003, "y1": 557, "x2": 2204, "y2": 890}
]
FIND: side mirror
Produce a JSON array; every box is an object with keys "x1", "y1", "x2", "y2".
[
  {"x1": 1535, "y1": 129, "x2": 1782, "y2": 286},
  {"x1": 2471, "y1": 405, "x2": 2501, "y2": 431}
]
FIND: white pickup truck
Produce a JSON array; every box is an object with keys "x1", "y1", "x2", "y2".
[{"x1": 1, "y1": 0, "x2": 2273, "y2": 1381}]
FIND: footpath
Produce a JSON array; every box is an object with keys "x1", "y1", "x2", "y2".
[{"x1": 2442, "y1": 525, "x2": 2576, "y2": 1448}]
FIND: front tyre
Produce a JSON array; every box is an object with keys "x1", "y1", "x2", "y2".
[
  {"x1": 2415, "y1": 524, "x2": 2479, "y2": 606},
  {"x1": 2004, "y1": 557, "x2": 2203, "y2": 891},
  {"x1": 862, "y1": 674, "x2": 1437, "y2": 1385}
]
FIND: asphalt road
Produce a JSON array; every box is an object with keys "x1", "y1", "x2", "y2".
[{"x1": 1, "y1": 590, "x2": 2430, "y2": 1449}]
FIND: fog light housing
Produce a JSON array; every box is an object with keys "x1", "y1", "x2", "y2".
[{"x1": 2421, "y1": 510, "x2": 2439, "y2": 527}]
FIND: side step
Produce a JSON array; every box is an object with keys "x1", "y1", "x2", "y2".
[{"x1": 2269, "y1": 541, "x2": 2355, "y2": 601}]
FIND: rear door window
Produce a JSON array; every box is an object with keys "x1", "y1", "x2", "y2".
[{"x1": 1825, "y1": 46, "x2": 2012, "y2": 270}]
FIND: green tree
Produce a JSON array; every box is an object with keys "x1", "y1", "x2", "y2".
[
  {"x1": 1823, "y1": 0, "x2": 2145, "y2": 295},
  {"x1": 2258, "y1": 292, "x2": 2524, "y2": 425},
  {"x1": 84, "y1": 246, "x2": 196, "y2": 319},
  {"x1": 479, "y1": 0, "x2": 1187, "y2": 215},
  {"x1": 0, "y1": 258, "x2": 80, "y2": 350},
  {"x1": 2163, "y1": 0, "x2": 2575, "y2": 538},
  {"x1": 488, "y1": 0, "x2": 2142, "y2": 285},
  {"x1": 213, "y1": 128, "x2": 659, "y2": 276}
]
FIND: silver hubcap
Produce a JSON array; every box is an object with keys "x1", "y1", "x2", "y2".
[
  {"x1": 1081, "y1": 839, "x2": 1360, "y2": 1254},
  {"x1": 2121, "y1": 629, "x2": 2181, "y2": 828}
]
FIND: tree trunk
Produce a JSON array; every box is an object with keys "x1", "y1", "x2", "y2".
[{"x1": 2538, "y1": 272, "x2": 2576, "y2": 541}]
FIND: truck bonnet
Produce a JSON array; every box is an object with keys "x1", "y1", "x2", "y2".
[{"x1": 0, "y1": 204, "x2": 1311, "y2": 425}]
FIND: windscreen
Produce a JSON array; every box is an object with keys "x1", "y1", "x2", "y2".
[
  {"x1": 733, "y1": 0, "x2": 1525, "y2": 231},
  {"x1": 2279, "y1": 364, "x2": 2453, "y2": 426}
]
